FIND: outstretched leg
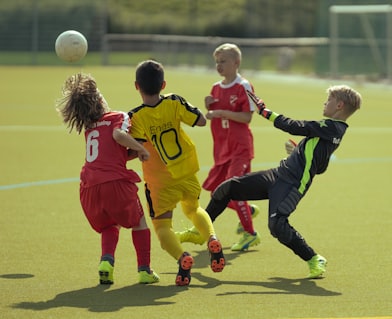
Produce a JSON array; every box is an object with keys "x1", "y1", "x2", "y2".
[{"x1": 206, "y1": 170, "x2": 272, "y2": 220}]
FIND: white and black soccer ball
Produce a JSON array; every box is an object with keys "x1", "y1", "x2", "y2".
[{"x1": 55, "y1": 30, "x2": 88, "y2": 63}]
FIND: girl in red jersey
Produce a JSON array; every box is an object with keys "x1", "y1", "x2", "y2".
[{"x1": 56, "y1": 73, "x2": 159, "y2": 285}]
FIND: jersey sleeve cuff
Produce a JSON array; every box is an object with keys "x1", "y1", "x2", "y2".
[{"x1": 269, "y1": 112, "x2": 279, "y2": 122}]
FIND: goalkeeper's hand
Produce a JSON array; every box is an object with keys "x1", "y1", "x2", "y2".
[
  {"x1": 285, "y1": 139, "x2": 297, "y2": 155},
  {"x1": 246, "y1": 90, "x2": 272, "y2": 119}
]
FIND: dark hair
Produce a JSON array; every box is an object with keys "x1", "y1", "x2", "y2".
[{"x1": 135, "y1": 60, "x2": 164, "y2": 95}]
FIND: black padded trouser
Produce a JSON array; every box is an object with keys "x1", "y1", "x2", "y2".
[{"x1": 206, "y1": 168, "x2": 316, "y2": 261}]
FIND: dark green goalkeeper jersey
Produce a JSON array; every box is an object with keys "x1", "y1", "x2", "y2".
[{"x1": 272, "y1": 114, "x2": 348, "y2": 195}]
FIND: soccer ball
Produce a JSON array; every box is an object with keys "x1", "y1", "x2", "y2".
[{"x1": 55, "y1": 30, "x2": 88, "y2": 63}]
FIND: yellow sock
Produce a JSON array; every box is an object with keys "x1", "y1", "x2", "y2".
[
  {"x1": 152, "y1": 218, "x2": 184, "y2": 260},
  {"x1": 183, "y1": 206, "x2": 215, "y2": 241}
]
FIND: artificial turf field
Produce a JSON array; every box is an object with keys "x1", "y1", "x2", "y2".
[{"x1": 1, "y1": 65, "x2": 391, "y2": 319}]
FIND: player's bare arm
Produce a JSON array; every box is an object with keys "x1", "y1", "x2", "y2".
[
  {"x1": 113, "y1": 128, "x2": 150, "y2": 161},
  {"x1": 204, "y1": 95, "x2": 218, "y2": 110},
  {"x1": 195, "y1": 112, "x2": 207, "y2": 127},
  {"x1": 206, "y1": 109, "x2": 252, "y2": 123}
]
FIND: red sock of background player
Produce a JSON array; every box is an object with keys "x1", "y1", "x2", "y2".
[
  {"x1": 229, "y1": 200, "x2": 255, "y2": 234},
  {"x1": 132, "y1": 228, "x2": 151, "y2": 272},
  {"x1": 101, "y1": 225, "x2": 120, "y2": 266}
]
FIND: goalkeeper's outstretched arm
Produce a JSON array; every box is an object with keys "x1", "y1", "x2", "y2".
[{"x1": 246, "y1": 90, "x2": 279, "y2": 121}]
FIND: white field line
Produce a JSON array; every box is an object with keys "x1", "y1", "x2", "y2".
[
  {"x1": 0, "y1": 125, "x2": 65, "y2": 131},
  {"x1": 1, "y1": 156, "x2": 391, "y2": 191},
  {"x1": 0, "y1": 125, "x2": 392, "y2": 133},
  {"x1": 1, "y1": 124, "x2": 391, "y2": 190}
]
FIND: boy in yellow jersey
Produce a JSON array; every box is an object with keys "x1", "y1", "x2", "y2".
[{"x1": 128, "y1": 60, "x2": 225, "y2": 286}]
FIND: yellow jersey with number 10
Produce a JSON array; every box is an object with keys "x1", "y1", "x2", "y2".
[{"x1": 129, "y1": 94, "x2": 202, "y2": 187}]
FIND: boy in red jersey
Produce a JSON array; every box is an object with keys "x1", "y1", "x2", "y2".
[
  {"x1": 177, "y1": 43, "x2": 261, "y2": 251},
  {"x1": 56, "y1": 73, "x2": 159, "y2": 285},
  {"x1": 129, "y1": 60, "x2": 225, "y2": 286}
]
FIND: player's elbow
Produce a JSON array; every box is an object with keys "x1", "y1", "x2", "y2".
[
  {"x1": 112, "y1": 128, "x2": 123, "y2": 142},
  {"x1": 244, "y1": 112, "x2": 253, "y2": 123},
  {"x1": 195, "y1": 114, "x2": 207, "y2": 127}
]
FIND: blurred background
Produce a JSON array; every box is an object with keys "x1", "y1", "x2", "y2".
[{"x1": 1, "y1": 0, "x2": 392, "y2": 81}]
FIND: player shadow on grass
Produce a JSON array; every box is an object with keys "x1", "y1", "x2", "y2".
[
  {"x1": 187, "y1": 248, "x2": 341, "y2": 297},
  {"x1": 192, "y1": 273, "x2": 342, "y2": 297},
  {"x1": 10, "y1": 246, "x2": 245, "y2": 313},
  {"x1": 12, "y1": 284, "x2": 182, "y2": 313}
]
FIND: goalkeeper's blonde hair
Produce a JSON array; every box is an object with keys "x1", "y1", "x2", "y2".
[{"x1": 327, "y1": 85, "x2": 362, "y2": 116}]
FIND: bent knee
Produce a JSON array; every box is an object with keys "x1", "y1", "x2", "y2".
[
  {"x1": 212, "y1": 179, "x2": 233, "y2": 201},
  {"x1": 181, "y1": 201, "x2": 199, "y2": 219},
  {"x1": 268, "y1": 215, "x2": 292, "y2": 244}
]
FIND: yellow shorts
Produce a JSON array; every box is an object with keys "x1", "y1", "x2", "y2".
[{"x1": 144, "y1": 174, "x2": 201, "y2": 218}]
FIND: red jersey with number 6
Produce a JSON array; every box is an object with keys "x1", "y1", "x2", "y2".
[{"x1": 80, "y1": 111, "x2": 141, "y2": 187}]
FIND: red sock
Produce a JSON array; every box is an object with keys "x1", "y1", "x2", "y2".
[
  {"x1": 229, "y1": 201, "x2": 255, "y2": 234},
  {"x1": 101, "y1": 225, "x2": 120, "y2": 263},
  {"x1": 132, "y1": 228, "x2": 151, "y2": 271}
]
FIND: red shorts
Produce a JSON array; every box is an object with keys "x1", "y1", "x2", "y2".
[
  {"x1": 80, "y1": 179, "x2": 144, "y2": 233},
  {"x1": 203, "y1": 157, "x2": 251, "y2": 192}
]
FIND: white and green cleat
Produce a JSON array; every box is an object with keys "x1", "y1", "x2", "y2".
[
  {"x1": 231, "y1": 231, "x2": 261, "y2": 251},
  {"x1": 139, "y1": 269, "x2": 160, "y2": 284}
]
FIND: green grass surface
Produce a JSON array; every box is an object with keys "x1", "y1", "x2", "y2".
[{"x1": 1, "y1": 65, "x2": 392, "y2": 319}]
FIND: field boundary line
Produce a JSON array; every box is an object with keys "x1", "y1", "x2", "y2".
[{"x1": 1, "y1": 156, "x2": 392, "y2": 191}]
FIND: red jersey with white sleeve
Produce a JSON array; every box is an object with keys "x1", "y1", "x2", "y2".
[
  {"x1": 80, "y1": 111, "x2": 141, "y2": 188},
  {"x1": 209, "y1": 74, "x2": 255, "y2": 165}
]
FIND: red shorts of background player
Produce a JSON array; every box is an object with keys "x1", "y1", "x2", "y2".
[
  {"x1": 203, "y1": 157, "x2": 251, "y2": 192},
  {"x1": 80, "y1": 179, "x2": 144, "y2": 233}
]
